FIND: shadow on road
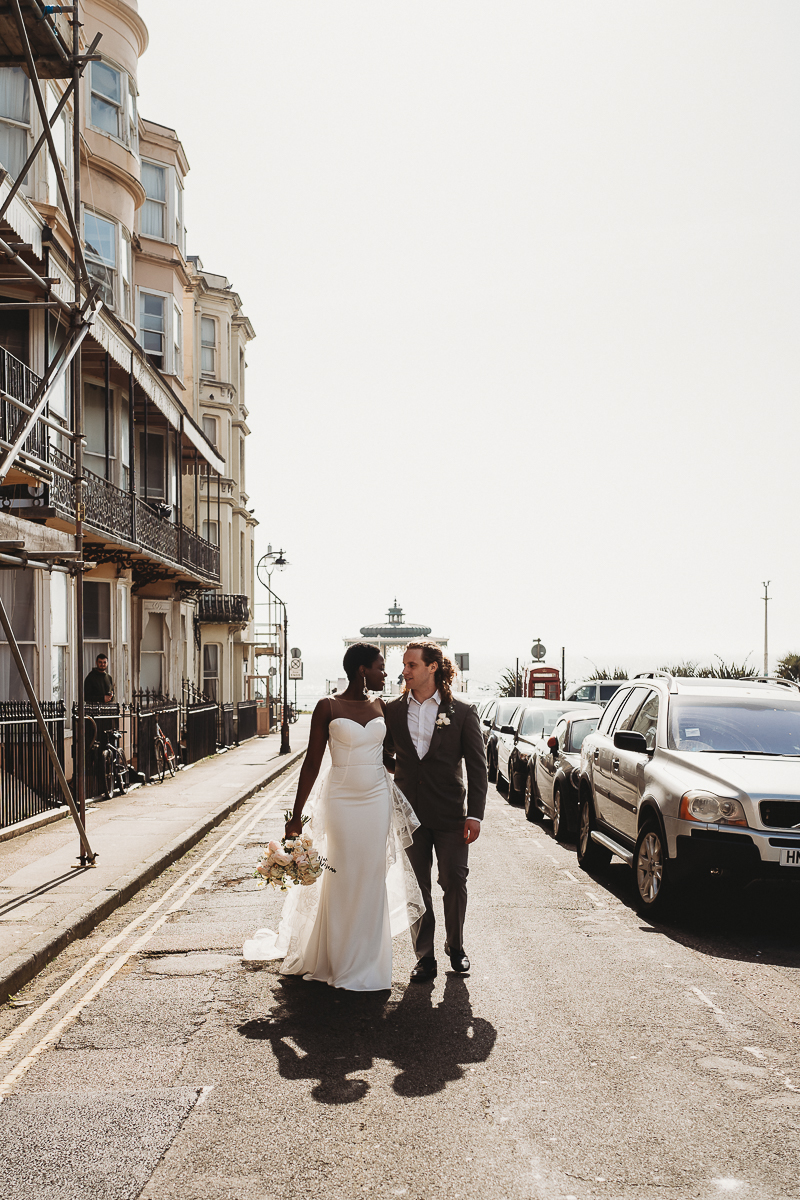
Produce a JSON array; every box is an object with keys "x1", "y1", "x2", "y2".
[{"x1": 238, "y1": 973, "x2": 497, "y2": 1104}]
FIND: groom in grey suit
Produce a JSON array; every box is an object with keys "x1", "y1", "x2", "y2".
[{"x1": 383, "y1": 641, "x2": 487, "y2": 982}]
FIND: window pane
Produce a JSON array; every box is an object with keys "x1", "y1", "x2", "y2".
[
  {"x1": 140, "y1": 652, "x2": 163, "y2": 693},
  {"x1": 139, "y1": 431, "x2": 165, "y2": 496},
  {"x1": 51, "y1": 644, "x2": 67, "y2": 703},
  {"x1": 142, "y1": 161, "x2": 166, "y2": 201},
  {"x1": 0, "y1": 67, "x2": 30, "y2": 123},
  {"x1": 141, "y1": 292, "x2": 165, "y2": 330},
  {"x1": 91, "y1": 93, "x2": 119, "y2": 136},
  {"x1": 202, "y1": 520, "x2": 219, "y2": 546},
  {"x1": 141, "y1": 611, "x2": 164, "y2": 652},
  {"x1": 84, "y1": 382, "x2": 106, "y2": 457},
  {"x1": 92, "y1": 61, "x2": 121, "y2": 104},
  {"x1": 0, "y1": 123, "x2": 28, "y2": 183},
  {"x1": 201, "y1": 317, "x2": 215, "y2": 347},
  {"x1": 50, "y1": 569, "x2": 68, "y2": 645},
  {"x1": 83, "y1": 581, "x2": 111, "y2": 640},
  {"x1": 84, "y1": 212, "x2": 116, "y2": 265},
  {"x1": 141, "y1": 198, "x2": 165, "y2": 239},
  {"x1": 202, "y1": 415, "x2": 216, "y2": 444},
  {"x1": 0, "y1": 645, "x2": 35, "y2": 701},
  {"x1": 0, "y1": 569, "x2": 34, "y2": 642}
]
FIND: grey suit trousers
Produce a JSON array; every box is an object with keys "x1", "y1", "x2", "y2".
[{"x1": 405, "y1": 824, "x2": 469, "y2": 960}]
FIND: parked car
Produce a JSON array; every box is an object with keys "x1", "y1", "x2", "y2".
[
  {"x1": 576, "y1": 673, "x2": 800, "y2": 916},
  {"x1": 479, "y1": 699, "x2": 498, "y2": 751},
  {"x1": 484, "y1": 697, "x2": 529, "y2": 783},
  {"x1": 498, "y1": 700, "x2": 571, "y2": 799},
  {"x1": 531, "y1": 706, "x2": 603, "y2": 838},
  {"x1": 564, "y1": 680, "x2": 625, "y2": 707}
]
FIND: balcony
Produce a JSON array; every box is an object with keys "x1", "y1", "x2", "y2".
[
  {"x1": 197, "y1": 592, "x2": 250, "y2": 626},
  {"x1": 48, "y1": 447, "x2": 220, "y2": 584},
  {"x1": 0, "y1": 347, "x2": 49, "y2": 476}
]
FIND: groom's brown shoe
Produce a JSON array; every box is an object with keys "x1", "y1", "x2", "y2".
[{"x1": 410, "y1": 957, "x2": 437, "y2": 983}]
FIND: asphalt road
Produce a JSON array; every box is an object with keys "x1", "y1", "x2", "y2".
[{"x1": 2, "y1": 766, "x2": 800, "y2": 1200}]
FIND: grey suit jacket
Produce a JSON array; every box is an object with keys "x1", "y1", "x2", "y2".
[{"x1": 384, "y1": 693, "x2": 488, "y2": 832}]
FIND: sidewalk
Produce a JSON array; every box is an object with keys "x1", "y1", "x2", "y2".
[{"x1": 0, "y1": 716, "x2": 310, "y2": 1003}]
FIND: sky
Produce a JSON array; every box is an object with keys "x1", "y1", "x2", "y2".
[{"x1": 137, "y1": 1, "x2": 800, "y2": 690}]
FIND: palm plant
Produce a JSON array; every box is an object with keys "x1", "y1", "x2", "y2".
[{"x1": 497, "y1": 667, "x2": 523, "y2": 698}]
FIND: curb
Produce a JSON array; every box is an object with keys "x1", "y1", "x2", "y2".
[{"x1": 0, "y1": 748, "x2": 305, "y2": 1005}]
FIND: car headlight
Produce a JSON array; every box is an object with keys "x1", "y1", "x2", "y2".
[{"x1": 679, "y1": 790, "x2": 748, "y2": 827}]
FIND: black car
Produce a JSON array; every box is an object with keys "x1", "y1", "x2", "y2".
[
  {"x1": 501, "y1": 702, "x2": 595, "y2": 813},
  {"x1": 531, "y1": 707, "x2": 602, "y2": 838}
]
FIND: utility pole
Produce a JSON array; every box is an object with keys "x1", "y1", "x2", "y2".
[{"x1": 763, "y1": 581, "x2": 771, "y2": 677}]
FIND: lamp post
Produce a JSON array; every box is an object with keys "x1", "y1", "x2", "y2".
[{"x1": 257, "y1": 548, "x2": 291, "y2": 754}]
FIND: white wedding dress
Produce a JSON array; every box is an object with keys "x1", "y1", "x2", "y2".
[{"x1": 243, "y1": 707, "x2": 424, "y2": 992}]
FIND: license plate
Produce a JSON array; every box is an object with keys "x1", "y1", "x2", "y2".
[{"x1": 780, "y1": 847, "x2": 800, "y2": 867}]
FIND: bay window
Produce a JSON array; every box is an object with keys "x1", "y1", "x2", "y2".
[
  {"x1": 141, "y1": 160, "x2": 166, "y2": 238},
  {"x1": 84, "y1": 210, "x2": 116, "y2": 308},
  {"x1": 200, "y1": 316, "x2": 216, "y2": 376},
  {"x1": 90, "y1": 60, "x2": 122, "y2": 137},
  {"x1": 140, "y1": 291, "x2": 165, "y2": 369},
  {"x1": 0, "y1": 67, "x2": 30, "y2": 183}
]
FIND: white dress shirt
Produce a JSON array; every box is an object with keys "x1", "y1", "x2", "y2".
[{"x1": 407, "y1": 689, "x2": 441, "y2": 758}]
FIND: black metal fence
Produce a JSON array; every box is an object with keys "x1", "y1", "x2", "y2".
[
  {"x1": 73, "y1": 703, "x2": 136, "y2": 801},
  {"x1": 218, "y1": 702, "x2": 234, "y2": 748},
  {"x1": 0, "y1": 701, "x2": 65, "y2": 829},
  {"x1": 237, "y1": 700, "x2": 258, "y2": 744},
  {"x1": 185, "y1": 701, "x2": 217, "y2": 765},
  {"x1": 133, "y1": 692, "x2": 180, "y2": 782}
]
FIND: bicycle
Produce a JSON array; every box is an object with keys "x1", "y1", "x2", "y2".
[
  {"x1": 86, "y1": 716, "x2": 129, "y2": 800},
  {"x1": 153, "y1": 716, "x2": 178, "y2": 782}
]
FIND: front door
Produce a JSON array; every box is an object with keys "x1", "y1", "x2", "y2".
[{"x1": 608, "y1": 689, "x2": 657, "y2": 838}]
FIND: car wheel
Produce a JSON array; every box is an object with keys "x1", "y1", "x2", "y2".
[
  {"x1": 487, "y1": 748, "x2": 497, "y2": 784},
  {"x1": 576, "y1": 793, "x2": 612, "y2": 871},
  {"x1": 634, "y1": 821, "x2": 675, "y2": 918},
  {"x1": 524, "y1": 772, "x2": 543, "y2": 823},
  {"x1": 553, "y1": 785, "x2": 571, "y2": 842}
]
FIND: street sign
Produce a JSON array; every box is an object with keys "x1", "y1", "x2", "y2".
[
  {"x1": 455, "y1": 653, "x2": 469, "y2": 673},
  {"x1": 531, "y1": 640, "x2": 546, "y2": 660},
  {"x1": 268, "y1": 667, "x2": 277, "y2": 677},
  {"x1": 290, "y1": 647, "x2": 302, "y2": 658},
  {"x1": 289, "y1": 657, "x2": 303, "y2": 680}
]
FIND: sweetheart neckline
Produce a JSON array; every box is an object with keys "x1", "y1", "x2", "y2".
[{"x1": 330, "y1": 716, "x2": 385, "y2": 730}]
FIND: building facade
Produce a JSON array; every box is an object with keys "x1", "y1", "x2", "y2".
[{"x1": 0, "y1": 0, "x2": 257, "y2": 767}]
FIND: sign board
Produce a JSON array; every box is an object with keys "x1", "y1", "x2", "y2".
[
  {"x1": 531, "y1": 640, "x2": 546, "y2": 661},
  {"x1": 455, "y1": 653, "x2": 469, "y2": 673},
  {"x1": 289, "y1": 657, "x2": 303, "y2": 680},
  {"x1": 269, "y1": 667, "x2": 277, "y2": 677},
  {"x1": 290, "y1": 647, "x2": 302, "y2": 658}
]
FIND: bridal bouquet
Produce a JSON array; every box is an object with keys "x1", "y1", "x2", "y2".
[{"x1": 254, "y1": 812, "x2": 326, "y2": 892}]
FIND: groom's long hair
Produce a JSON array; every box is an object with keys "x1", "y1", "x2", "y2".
[{"x1": 404, "y1": 641, "x2": 456, "y2": 704}]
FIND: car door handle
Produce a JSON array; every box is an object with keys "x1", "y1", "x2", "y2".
[
  {"x1": 593, "y1": 749, "x2": 600, "y2": 762},
  {"x1": 612, "y1": 757, "x2": 620, "y2": 772}
]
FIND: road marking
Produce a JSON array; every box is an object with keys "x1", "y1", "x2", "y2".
[
  {"x1": 0, "y1": 765, "x2": 301, "y2": 1086},
  {"x1": 585, "y1": 891, "x2": 607, "y2": 908},
  {"x1": 562, "y1": 870, "x2": 578, "y2": 882},
  {"x1": 692, "y1": 986, "x2": 724, "y2": 1014}
]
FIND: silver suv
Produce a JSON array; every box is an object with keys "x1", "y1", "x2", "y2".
[
  {"x1": 576, "y1": 673, "x2": 800, "y2": 915},
  {"x1": 564, "y1": 680, "x2": 625, "y2": 707}
]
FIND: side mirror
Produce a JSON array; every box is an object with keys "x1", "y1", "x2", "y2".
[
  {"x1": 613, "y1": 730, "x2": 648, "y2": 754},
  {"x1": 547, "y1": 736, "x2": 559, "y2": 753},
  {"x1": 500, "y1": 724, "x2": 515, "y2": 735},
  {"x1": 482, "y1": 719, "x2": 490, "y2": 727}
]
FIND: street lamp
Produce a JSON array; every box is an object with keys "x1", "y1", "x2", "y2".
[{"x1": 256, "y1": 547, "x2": 291, "y2": 755}]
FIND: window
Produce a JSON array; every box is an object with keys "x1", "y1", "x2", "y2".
[
  {"x1": 597, "y1": 688, "x2": 630, "y2": 734},
  {"x1": 173, "y1": 172, "x2": 184, "y2": 252},
  {"x1": 239, "y1": 437, "x2": 245, "y2": 490},
  {"x1": 83, "y1": 580, "x2": 111, "y2": 681},
  {"x1": 118, "y1": 585, "x2": 129, "y2": 701},
  {"x1": 631, "y1": 692, "x2": 659, "y2": 751},
  {"x1": 240, "y1": 531, "x2": 245, "y2": 593},
  {"x1": 202, "y1": 519, "x2": 218, "y2": 546},
  {"x1": 141, "y1": 161, "x2": 166, "y2": 238},
  {"x1": 569, "y1": 718, "x2": 599, "y2": 753},
  {"x1": 520, "y1": 709, "x2": 545, "y2": 739},
  {"x1": 202, "y1": 415, "x2": 217, "y2": 446},
  {"x1": 0, "y1": 67, "x2": 30, "y2": 183},
  {"x1": 90, "y1": 60, "x2": 122, "y2": 137},
  {"x1": 0, "y1": 569, "x2": 35, "y2": 701},
  {"x1": 599, "y1": 683, "x2": 622, "y2": 703},
  {"x1": 203, "y1": 643, "x2": 220, "y2": 702},
  {"x1": 120, "y1": 228, "x2": 131, "y2": 321},
  {"x1": 141, "y1": 611, "x2": 166, "y2": 694},
  {"x1": 84, "y1": 382, "x2": 113, "y2": 477},
  {"x1": 614, "y1": 687, "x2": 650, "y2": 733},
  {"x1": 84, "y1": 210, "x2": 116, "y2": 308},
  {"x1": 46, "y1": 84, "x2": 70, "y2": 207},
  {"x1": 200, "y1": 317, "x2": 215, "y2": 375},
  {"x1": 173, "y1": 301, "x2": 182, "y2": 377},
  {"x1": 51, "y1": 571, "x2": 69, "y2": 706},
  {"x1": 138, "y1": 430, "x2": 166, "y2": 499},
  {"x1": 140, "y1": 292, "x2": 165, "y2": 369}
]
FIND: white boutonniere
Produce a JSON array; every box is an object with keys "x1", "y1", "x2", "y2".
[{"x1": 435, "y1": 713, "x2": 451, "y2": 729}]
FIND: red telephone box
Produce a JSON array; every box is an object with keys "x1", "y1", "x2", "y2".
[{"x1": 524, "y1": 666, "x2": 561, "y2": 700}]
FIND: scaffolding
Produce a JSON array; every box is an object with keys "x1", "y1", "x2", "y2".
[{"x1": 0, "y1": 1, "x2": 101, "y2": 863}]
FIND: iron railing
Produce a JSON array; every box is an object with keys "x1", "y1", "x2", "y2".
[
  {"x1": 133, "y1": 691, "x2": 180, "y2": 782},
  {"x1": 237, "y1": 699, "x2": 258, "y2": 743},
  {"x1": 0, "y1": 347, "x2": 49, "y2": 466},
  {"x1": 73, "y1": 703, "x2": 136, "y2": 800},
  {"x1": 49, "y1": 446, "x2": 219, "y2": 583},
  {"x1": 218, "y1": 702, "x2": 234, "y2": 748},
  {"x1": 184, "y1": 701, "x2": 217, "y2": 764},
  {"x1": 197, "y1": 592, "x2": 250, "y2": 625},
  {"x1": 0, "y1": 701, "x2": 65, "y2": 829}
]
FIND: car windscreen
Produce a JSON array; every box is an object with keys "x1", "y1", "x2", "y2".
[
  {"x1": 494, "y1": 700, "x2": 519, "y2": 727},
  {"x1": 667, "y1": 698, "x2": 800, "y2": 755},
  {"x1": 599, "y1": 684, "x2": 621, "y2": 702},
  {"x1": 569, "y1": 718, "x2": 599, "y2": 752}
]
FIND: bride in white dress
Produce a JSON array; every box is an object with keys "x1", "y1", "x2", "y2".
[{"x1": 243, "y1": 645, "x2": 424, "y2": 992}]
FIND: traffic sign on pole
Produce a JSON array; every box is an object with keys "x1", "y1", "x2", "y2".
[{"x1": 531, "y1": 640, "x2": 546, "y2": 661}]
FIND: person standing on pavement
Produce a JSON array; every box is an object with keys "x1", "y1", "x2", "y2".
[
  {"x1": 383, "y1": 641, "x2": 487, "y2": 983},
  {"x1": 84, "y1": 654, "x2": 114, "y2": 703}
]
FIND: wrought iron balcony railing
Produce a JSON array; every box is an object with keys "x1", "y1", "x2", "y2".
[
  {"x1": 197, "y1": 592, "x2": 250, "y2": 625},
  {"x1": 0, "y1": 346, "x2": 49, "y2": 467},
  {"x1": 49, "y1": 447, "x2": 220, "y2": 584}
]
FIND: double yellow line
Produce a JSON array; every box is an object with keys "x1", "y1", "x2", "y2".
[{"x1": 0, "y1": 764, "x2": 301, "y2": 1097}]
